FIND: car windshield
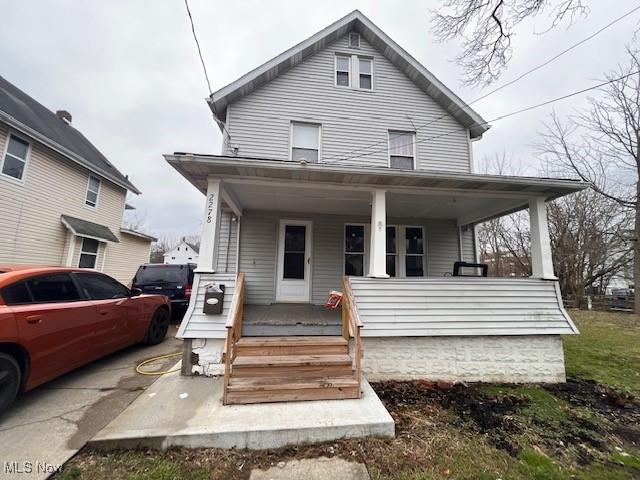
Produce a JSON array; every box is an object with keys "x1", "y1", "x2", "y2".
[{"x1": 134, "y1": 265, "x2": 188, "y2": 284}]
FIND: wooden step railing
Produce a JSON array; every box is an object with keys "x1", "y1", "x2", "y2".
[
  {"x1": 223, "y1": 272, "x2": 245, "y2": 405},
  {"x1": 341, "y1": 276, "x2": 363, "y2": 398}
]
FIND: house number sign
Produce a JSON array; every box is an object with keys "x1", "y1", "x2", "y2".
[{"x1": 206, "y1": 193, "x2": 216, "y2": 223}]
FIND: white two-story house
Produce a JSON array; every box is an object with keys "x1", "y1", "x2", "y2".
[
  {"x1": 0, "y1": 76, "x2": 155, "y2": 284},
  {"x1": 166, "y1": 11, "x2": 585, "y2": 405}
]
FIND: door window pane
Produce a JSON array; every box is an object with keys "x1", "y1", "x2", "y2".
[
  {"x1": 386, "y1": 255, "x2": 396, "y2": 277},
  {"x1": 27, "y1": 274, "x2": 81, "y2": 303},
  {"x1": 386, "y1": 226, "x2": 396, "y2": 277},
  {"x1": 405, "y1": 227, "x2": 425, "y2": 277},
  {"x1": 283, "y1": 225, "x2": 306, "y2": 280},
  {"x1": 1, "y1": 282, "x2": 32, "y2": 305},
  {"x1": 75, "y1": 273, "x2": 128, "y2": 300}
]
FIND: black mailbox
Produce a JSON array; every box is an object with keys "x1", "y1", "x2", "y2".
[{"x1": 203, "y1": 284, "x2": 225, "y2": 315}]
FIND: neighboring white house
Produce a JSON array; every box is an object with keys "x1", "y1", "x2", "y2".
[
  {"x1": 165, "y1": 11, "x2": 586, "y2": 404},
  {"x1": 0, "y1": 76, "x2": 156, "y2": 284},
  {"x1": 163, "y1": 238, "x2": 199, "y2": 264}
]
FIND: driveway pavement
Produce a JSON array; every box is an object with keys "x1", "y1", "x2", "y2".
[{"x1": 0, "y1": 325, "x2": 181, "y2": 480}]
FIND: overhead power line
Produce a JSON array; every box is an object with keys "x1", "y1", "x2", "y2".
[
  {"x1": 322, "y1": 70, "x2": 640, "y2": 169},
  {"x1": 321, "y1": 4, "x2": 640, "y2": 163}
]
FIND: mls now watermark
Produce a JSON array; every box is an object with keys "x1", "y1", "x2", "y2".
[{"x1": 4, "y1": 461, "x2": 63, "y2": 475}]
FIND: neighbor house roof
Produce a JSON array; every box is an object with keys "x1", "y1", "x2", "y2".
[
  {"x1": 0, "y1": 76, "x2": 140, "y2": 194},
  {"x1": 208, "y1": 10, "x2": 489, "y2": 139},
  {"x1": 61, "y1": 214, "x2": 119, "y2": 243},
  {"x1": 120, "y1": 228, "x2": 157, "y2": 242}
]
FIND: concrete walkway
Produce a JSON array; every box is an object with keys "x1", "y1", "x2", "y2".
[
  {"x1": 90, "y1": 372, "x2": 394, "y2": 450},
  {"x1": 250, "y1": 457, "x2": 370, "y2": 480}
]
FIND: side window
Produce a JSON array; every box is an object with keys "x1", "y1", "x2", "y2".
[
  {"x1": 1, "y1": 281, "x2": 32, "y2": 305},
  {"x1": 335, "y1": 54, "x2": 351, "y2": 87},
  {"x1": 291, "y1": 122, "x2": 320, "y2": 163},
  {"x1": 1, "y1": 134, "x2": 30, "y2": 181},
  {"x1": 27, "y1": 274, "x2": 82, "y2": 303},
  {"x1": 85, "y1": 175, "x2": 100, "y2": 207},
  {"x1": 79, "y1": 237, "x2": 100, "y2": 268},
  {"x1": 389, "y1": 131, "x2": 416, "y2": 170},
  {"x1": 75, "y1": 273, "x2": 128, "y2": 300}
]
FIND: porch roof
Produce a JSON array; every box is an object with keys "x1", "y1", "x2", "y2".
[{"x1": 165, "y1": 153, "x2": 587, "y2": 225}]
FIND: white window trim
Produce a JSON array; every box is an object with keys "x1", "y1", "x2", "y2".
[
  {"x1": 334, "y1": 53, "x2": 375, "y2": 91},
  {"x1": 0, "y1": 130, "x2": 31, "y2": 185},
  {"x1": 289, "y1": 121, "x2": 322, "y2": 163},
  {"x1": 85, "y1": 175, "x2": 101, "y2": 209},
  {"x1": 388, "y1": 131, "x2": 417, "y2": 170},
  {"x1": 334, "y1": 54, "x2": 351, "y2": 88},
  {"x1": 78, "y1": 237, "x2": 99, "y2": 269}
]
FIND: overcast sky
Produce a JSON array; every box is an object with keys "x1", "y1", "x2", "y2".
[{"x1": 1, "y1": 1, "x2": 637, "y2": 240}]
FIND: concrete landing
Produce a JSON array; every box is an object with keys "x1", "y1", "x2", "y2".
[
  {"x1": 90, "y1": 372, "x2": 394, "y2": 450},
  {"x1": 250, "y1": 457, "x2": 370, "y2": 480}
]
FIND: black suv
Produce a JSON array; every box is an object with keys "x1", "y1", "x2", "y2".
[{"x1": 132, "y1": 264, "x2": 196, "y2": 314}]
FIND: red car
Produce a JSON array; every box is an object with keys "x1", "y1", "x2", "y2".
[{"x1": 0, "y1": 267, "x2": 171, "y2": 414}]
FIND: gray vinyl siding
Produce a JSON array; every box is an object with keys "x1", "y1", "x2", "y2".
[
  {"x1": 225, "y1": 33, "x2": 471, "y2": 173},
  {"x1": 237, "y1": 210, "x2": 465, "y2": 306},
  {"x1": 460, "y1": 225, "x2": 477, "y2": 263},
  {"x1": 177, "y1": 272, "x2": 236, "y2": 339},
  {"x1": 350, "y1": 277, "x2": 577, "y2": 337},
  {"x1": 216, "y1": 210, "x2": 238, "y2": 273}
]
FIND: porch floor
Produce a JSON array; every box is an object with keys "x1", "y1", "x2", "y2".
[{"x1": 242, "y1": 304, "x2": 342, "y2": 336}]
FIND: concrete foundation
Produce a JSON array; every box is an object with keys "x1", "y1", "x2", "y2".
[{"x1": 361, "y1": 335, "x2": 566, "y2": 383}]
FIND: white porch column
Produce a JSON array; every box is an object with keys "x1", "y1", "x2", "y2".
[
  {"x1": 368, "y1": 189, "x2": 389, "y2": 278},
  {"x1": 196, "y1": 177, "x2": 222, "y2": 273},
  {"x1": 529, "y1": 197, "x2": 556, "y2": 279}
]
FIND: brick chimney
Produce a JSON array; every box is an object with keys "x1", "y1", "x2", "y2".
[{"x1": 56, "y1": 110, "x2": 72, "y2": 125}]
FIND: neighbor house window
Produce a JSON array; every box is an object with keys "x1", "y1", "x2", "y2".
[
  {"x1": 1, "y1": 134, "x2": 30, "y2": 181},
  {"x1": 291, "y1": 122, "x2": 320, "y2": 163},
  {"x1": 359, "y1": 58, "x2": 372, "y2": 89},
  {"x1": 78, "y1": 237, "x2": 100, "y2": 268},
  {"x1": 345, "y1": 224, "x2": 365, "y2": 276},
  {"x1": 389, "y1": 131, "x2": 415, "y2": 170},
  {"x1": 85, "y1": 175, "x2": 100, "y2": 207},
  {"x1": 335, "y1": 55, "x2": 350, "y2": 87},
  {"x1": 405, "y1": 227, "x2": 425, "y2": 276}
]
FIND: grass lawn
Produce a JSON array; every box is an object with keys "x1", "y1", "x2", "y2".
[{"x1": 57, "y1": 310, "x2": 640, "y2": 480}]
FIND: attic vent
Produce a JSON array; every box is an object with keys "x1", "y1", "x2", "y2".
[{"x1": 349, "y1": 32, "x2": 360, "y2": 48}]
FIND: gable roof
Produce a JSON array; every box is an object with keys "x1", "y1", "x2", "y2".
[
  {"x1": 0, "y1": 76, "x2": 140, "y2": 194},
  {"x1": 208, "y1": 10, "x2": 489, "y2": 138}
]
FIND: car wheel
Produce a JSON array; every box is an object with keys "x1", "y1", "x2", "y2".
[
  {"x1": 144, "y1": 308, "x2": 170, "y2": 345},
  {"x1": 0, "y1": 353, "x2": 21, "y2": 416}
]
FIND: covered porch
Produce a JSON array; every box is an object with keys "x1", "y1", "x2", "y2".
[{"x1": 167, "y1": 154, "x2": 585, "y2": 403}]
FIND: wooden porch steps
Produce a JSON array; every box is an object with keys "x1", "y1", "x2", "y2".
[{"x1": 226, "y1": 336, "x2": 359, "y2": 404}]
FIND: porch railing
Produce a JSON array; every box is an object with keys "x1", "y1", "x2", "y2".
[
  {"x1": 341, "y1": 276, "x2": 363, "y2": 397},
  {"x1": 223, "y1": 272, "x2": 245, "y2": 405}
]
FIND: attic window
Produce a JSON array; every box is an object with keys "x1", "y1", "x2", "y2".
[{"x1": 349, "y1": 32, "x2": 360, "y2": 48}]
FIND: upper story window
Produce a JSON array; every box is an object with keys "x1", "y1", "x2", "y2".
[
  {"x1": 335, "y1": 54, "x2": 373, "y2": 90},
  {"x1": 388, "y1": 131, "x2": 416, "y2": 170},
  {"x1": 1, "y1": 134, "x2": 30, "y2": 182},
  {"x1": 85, "y1": 175, "x2": 100, "y2": 207},
  {"x1": 291, "y1": 122, "x2": 320, "y2": 163},
  {"x1": 358, "y1": 58, "x2": 372, "y2": 90},
  {"x1": 335, "y1": 55, "x2": 350, "y2": 87}
]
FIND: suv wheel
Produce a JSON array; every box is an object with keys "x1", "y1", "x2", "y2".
[
  {"x1": 0, "y1": 353, "x2": 21, "y2": 416},
  {"x1": 144, "y1": 308, "x2": 170, "y2": 345}
]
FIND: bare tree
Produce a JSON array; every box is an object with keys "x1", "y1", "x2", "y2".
[
  {"x1": 431, "y1": 0, "x2": 588, "y2": 85},
  {"x1": 537, "y1": 48, "x2": 640, "y2": 311}
]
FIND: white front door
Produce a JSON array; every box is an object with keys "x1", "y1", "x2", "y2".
[{"x1": 276, "y1": 220, "x2": 312, "y2": 302}]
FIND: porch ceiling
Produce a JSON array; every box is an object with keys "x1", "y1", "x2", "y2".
[{"x1": 165, "y1": 154, "x2": 588, "y2": 224}]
